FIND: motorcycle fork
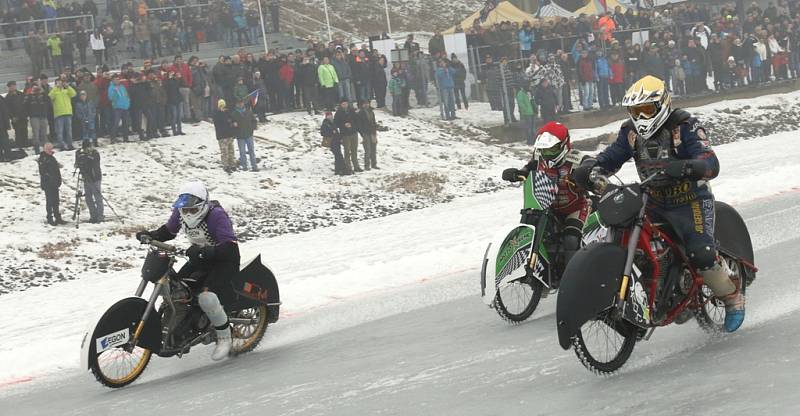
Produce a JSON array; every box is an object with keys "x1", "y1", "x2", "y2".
[
  {"x1": 617, "y1": 195, "x2": 649, "y2": 310},
  {"x1": 131, "y1": 274, "x2": 168, "y2": 348}
]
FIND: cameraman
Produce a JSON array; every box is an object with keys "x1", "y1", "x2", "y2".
[{"x1": 74, "y1": 140, "x2": 104, "y2": 223}]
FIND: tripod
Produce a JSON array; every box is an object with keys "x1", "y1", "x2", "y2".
[{"x1": 71, "y1": 168, "x2": 125, "y2": 229}]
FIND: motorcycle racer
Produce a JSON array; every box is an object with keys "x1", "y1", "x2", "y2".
[
  {"x1": 136, "y1": 180, "x2": 240, "y2": 360},
  {"x1": 572, "y1": 75, "x2": 745, "y2": 332},
  {"x1": 502, "y1": 121, "x2": 595, "y2": 268}
]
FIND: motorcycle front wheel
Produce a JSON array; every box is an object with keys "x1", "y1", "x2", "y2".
[
  {"x1": 493, "y1": 277, "x2": 544, "y2": 324},
  {"x1": 572, "y1": 312, "x2": 637, "y2": 375},
  {"x1": 89, "y1": 344, "x2": 152, "y2": 388}
]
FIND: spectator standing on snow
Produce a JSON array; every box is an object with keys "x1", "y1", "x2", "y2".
[
  {"x1": 534, "y1": 77, "x2": 558, "y2": 123},
  {"x1": 335, "y1": 99, "x2": 360, "y2": 173},
  {"x1": 6, "y1": 81, "x2": 29, "y2": 149},
  {"x1": 164, "y1": 72, "x2": 185, "y2": 136},
  {"x1": 317, "y1": 56, "x2": 339, "y2": 111},
  {"x1": 388, "y1": 69, "x2": 405, "y2": 116},
  {"x1": 435, "y1": 59, "x2": 457, "y2": 121},
  {"x1": 355, "y1": 100, "x2": 379, "y2": 171},
  {"x1": 213, "y1": 99, "x2": 238, "y2": 173},
  {"x1": 49, "y1": 78, "x2": 77, "y2": 150},
  {"x1": 25, "y1": 84, "x2": 49, "y2": 154},
  {"x1": 37, "y1": 143, "x2": 65, "y2": 226},
  {"x1": 74, "y1": 141, "x2": 104, "y2": 223},
  {"x1": 0, "y1": 93, "x2": 9, "y2": 162},
  {"x1": 108, "y1": 74, "x2": 131, "y2": 143},
  {"x1": 450, "y1": 54, "x2": 469, "y2": 110},
  {"x1": 320, "y1": 111, "x2": 345, "y2": 175},
  {"x1": 516, "y1": 87, "x2": 535, "y2": 145},
  {"x1": 90, "y1": 29, "x2": 105, "y2": 66},
  {"x1": 230, "y1": 99, "x2": 258, "y2": 172},
  {"x1": 74, "y1": 91, "x2": 97, "y2": 146}
]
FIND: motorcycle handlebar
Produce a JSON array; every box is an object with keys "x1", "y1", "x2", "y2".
[{"x1": 139, "y1": 236, "x2": 181, "y2": 254}]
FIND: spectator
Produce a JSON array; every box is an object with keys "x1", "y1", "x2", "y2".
[
  {"x1": 190, "y1": 57, "x2": 210, "y2": 122},
  {"x1": 352, "y1": 50, "x2": 371, "y2": 103},
  {"x1": 518, "y1": 22, "x2": 534, "y2": 59},
  {"x1": 6, "y1": 81, "x2": 30, "y2": 149},
  {"x1": 320, "y1": 111, "x2": 345, "y2": 175},
  {"x1": 577, "y1": 49, "x2": 595, "y2": 111},
  {"x1": 213, "y1": 99, "x2": 237, "y2": 173},
  {"x1": 278, "y1": 56, "x2": 295, "y2": 110},
  {"x1": 149, "y1": 73, "x2": 170, "y2": 137},
  {"x1": 595, "y1": 49, "x2": 611, "y2": 110},
  {"x1": 434, "y1": 59, "x2": 456, "y2": 121},
  {"x1": 450, "y1": 54, "x2": 469, "y2": 110},
  {"x1": 516, "y1": 86, "x2": 535, "y2": 145},
  {"x1": 428, "y1": 32, "x2": 445, "y2": 58},
  {"x1": 534, "y1": 77, "x2": 558, "y2": 123},
  {"x1": 672, "y1": 58, "x2": 687, "y2": 96},
  {"x1": 90, "y1": 29, "x2": 105, "y2": 66},
  {"x1": 230, "y1": 99, "x2": 258, "y2": 172},
  {"x1": 26, "y1": 31, "x2": 46, "y2": 77},
  {"x1": 149, "y1": 17, "x2": 163, "y2": 58},
  {"x1": 74, "y1": 23, "x2": 89, "y2": 65},
  {"x1": 388, "y1": 69, "x2": 405, "y2": 116},
  {"x1": 0, "y1": 92, "x2": 8, "y2": 162},
  {"x1": 297, "y1": 55, "x2": 319, "y2": 115},
  {"x1": 370, "y1": 53, "x2": 388, "y2": 109},
  {"x1": 121, "y1": 15, "x2": 135, "y2": 54},
  {"x1": 317, "y1": 56, "x2": 339, "y2": 111},
  {"x1": 107, "y1": 74, "x2": 131, "y2": 143},
  {"x1": 25, "y1": 84, "x2": 49, "y2": 154},
  {"x1": 608, "y1": 50, "x2": 626, "y2": 105},
  {"x1": 135, "y1": 17, "x2": 151, "y2": 59},
  {"x1": 49, "y1": 78, "x2": 77, "y2": 150},
  {"x1": 37, "y1": 143, "x2": 65, "y2": 226},
  {"x1": 335, "y1": 99, "x2": 360, "y2": 173},
  {"x1": 74, "y1": 91, "x2": 97, "y2": 146},
  {"x1": 74, "y1": 141, "x2": 104, "y2": 223},
  {"x1": 355, "y1": 100, "x2": 379, "y2": 170},
  {"x1": 164, "y1": 71, "x2": 184, "y2": 136},
  {"x1": 170, "y1": 55, "x2": 193, "y2": 121},
  {"x1": 332, "y1": 50, "x2": 353, "y2": 103}
]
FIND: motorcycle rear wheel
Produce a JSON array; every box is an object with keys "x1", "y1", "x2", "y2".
[
  {"x1": 572, "y1": 313, "x2": 637, "y2": 375},
  {"x1": 493, "y1": 278, "x2": 544, "y2": 324},
  {"x1": 230, "y1": 305, "x2": 269, "y2": 355},
  {"x1": 89, "y1": 344, "x2": 152, "y2": 388}
]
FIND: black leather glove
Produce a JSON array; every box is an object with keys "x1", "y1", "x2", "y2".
[
  {"x1": 571, "y1": 165, "x2": 592, "y2": 188},
  {"x1": 186, "y1": 245, "x2": 214, "y2": 263},
  {"x1": 502, "y1": 168, "x2": 525, "y2": 182},
  {"x1": 135, "y1": 230, "x2": 153, "y2": 244},
  {"x1": 666, "y1": 160, "x2": 707, "y2": 180}
]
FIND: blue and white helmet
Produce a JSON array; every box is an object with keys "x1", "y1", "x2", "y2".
[{"x1": 173, "y1": 180, "x2": 210, "y2": 228}]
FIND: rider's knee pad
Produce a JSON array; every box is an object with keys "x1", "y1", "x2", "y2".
[
  {"x1": 687, "y1": 243, "x2": 716, "y2": 271},
  {"x1": 197, "y1": 291, "x2": 228, "y2": 328}
]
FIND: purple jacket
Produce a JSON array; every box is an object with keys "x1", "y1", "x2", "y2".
[{"x1": 166, "y1": 201, "x2": 237, "y2": 246}]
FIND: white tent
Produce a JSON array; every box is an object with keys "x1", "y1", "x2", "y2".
[{"x1": 537, "y1": 1, "x2": 577, "y2": 18}]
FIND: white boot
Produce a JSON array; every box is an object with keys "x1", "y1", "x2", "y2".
[{"x1": 212, "y1": 325, "x2": 232, "y2": 361}]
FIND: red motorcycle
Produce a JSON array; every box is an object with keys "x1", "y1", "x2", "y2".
[{"x1": 555, "y1": 172, "x2": 757, "y2": 374}]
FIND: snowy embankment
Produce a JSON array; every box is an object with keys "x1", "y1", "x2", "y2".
[{"x1": 2, "y1": 99, "x2": 800, "y2": 392}]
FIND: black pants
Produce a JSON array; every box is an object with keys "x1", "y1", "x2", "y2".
[
  {"x1": 330, "y1": 139, "x2": 344, "y2": 174},
  {"x1": 44, "y1": 186, "x2": 61, "y2": 220},
  {"x1": 0, "y1": 133, "x2": 10, "y2": 161},
  {"x1": 150, "y1": 35, "x2": 162, "y2": 57},
  {"x1": 454, "y1": 85, "x2": 468, "y2": 109},
  {"x1": 373, "y1": 82, "x2": 386, "y2": 108},
  {"x1": 176, "y1": 254, "x2": 239, "y2": 295}
]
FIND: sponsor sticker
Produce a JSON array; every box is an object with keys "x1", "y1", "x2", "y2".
[{"x1": 96, "y1": 328, "x2": 130, "y2": 353}]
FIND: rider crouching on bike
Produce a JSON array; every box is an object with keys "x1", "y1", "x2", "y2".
[
  {"x1": 136, "y1": 180, "x2": 240, "y2": 360},
  {"x1": 572, "y1": 75, "x2": 745, "y2": 332},
  {"x1": 502, "y1": 121, "x2": 595, "y2": 269}
]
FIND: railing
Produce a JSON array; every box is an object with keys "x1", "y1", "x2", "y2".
[
  {"x1": 145, "y1": 3, "x2": 211, "y2": 22},
  {"x1": 0, "y1": 14, "x2": 96, "y2": 46},
  {"x1": 279, "y1": 6, "x2": 360, "y2": 42}
]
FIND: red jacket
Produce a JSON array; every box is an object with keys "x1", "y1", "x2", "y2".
[
  {"x1": 279, "y1": 63, "x2": 294, "y2": 85},
  {"x1": 170, "y1": 62, "x2": 193, "y2": 87},
  {"x1": 578, "y1": 57, "x2": 595, "y2": 82},
  {"x1": 95, "y1": 77, "x2": 111, "y2": 108},
  {"x1": 610, "y1": 61, "x2": 625, "y2": 84}
]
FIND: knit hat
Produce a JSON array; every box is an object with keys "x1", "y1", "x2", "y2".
[
  {"x1": 324, "y1": 111, "x2": 333, "y2": 117},
  {"x1": 217, "y1": 99, "x2": 226, "y2": 109}
]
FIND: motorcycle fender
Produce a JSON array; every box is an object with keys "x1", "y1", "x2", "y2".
[
  {"x1": 714, "y1": 201, "x2": 755, "y2": 265},
  {"x1": 556, "y1": 243, "x2": 626, "y2": 350},
  {"x1": 481, "y1": 224, "x2": 544, "y2": 305},
  {"x1": 228, "y1": 255, "x2": 281, "y2": 323},
  {"x1": 80, "y1": 297, "x2": 162, "y2": 369}
]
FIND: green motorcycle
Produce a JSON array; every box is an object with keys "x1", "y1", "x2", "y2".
[{"x1": 480, "y1": 172, "x2": 605, "y2": 323}]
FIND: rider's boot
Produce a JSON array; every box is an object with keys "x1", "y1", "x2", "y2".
[
  {"x1": 701, "y1": 260, "x2": 745, "y2": 332},
  {"x1": 198, "y1": 291, "x2": 233, "y2": 360},
  {"x1": 211, "y1": 324, "x2": 232, "y2": 361}
]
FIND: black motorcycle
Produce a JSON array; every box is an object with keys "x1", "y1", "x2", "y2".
[{"x1": 80, "y1": 238, "x2": 281, "y2": 388}]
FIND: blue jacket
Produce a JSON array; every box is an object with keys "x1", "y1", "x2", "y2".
[
  {"x1": 435, "y1": 67, "x2": 455, "y2": 89},
  {"x1": 517, "y1": 29, "x2": 533, "y2": 51},
  {"x1": 595, "y1": 56, "x2": 611, "y2": 79},
  {"x1": 74, "y1": 100, "x2": 96, "y2": 123},
  {"x1": 108, "y1": 83, "x2": 130, "y2": 110}
]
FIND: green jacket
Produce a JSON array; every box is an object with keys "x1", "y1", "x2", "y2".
[
  {"x1": 48, "y1": 86, "x2": 76, "y2": 117},
  {"x1": 388, "y1": 77, "x2": 405, "y2": 95},
  {"x1": 47, "y1": 36, "x2": 62, "y2": 56},
  {"x1": 317, "y1": 64, "x2": 339, "y2": 88},
  {"x1": 516, "y1": 89, "x2": 534, "y2": 117}
]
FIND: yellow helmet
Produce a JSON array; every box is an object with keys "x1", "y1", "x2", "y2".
[{"x1": 622, "y1": 76, "x2": 672, "y2": 139}]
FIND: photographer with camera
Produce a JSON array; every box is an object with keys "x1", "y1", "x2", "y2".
[{"x1": 74, "y1": 140, "x2": 104, "y2": 223}]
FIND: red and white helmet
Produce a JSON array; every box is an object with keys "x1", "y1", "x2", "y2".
[{"x1": 533, "y1": 121, "x2": 571, "y2": 167}]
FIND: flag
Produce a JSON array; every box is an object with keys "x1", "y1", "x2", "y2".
[{"x1": 247, "y1": 89, "x2": 259, "y2": 108}]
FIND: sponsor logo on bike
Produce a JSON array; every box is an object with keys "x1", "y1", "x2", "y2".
[{"x1": 96, "y1": 328, "x2": 130, "y2": 353}]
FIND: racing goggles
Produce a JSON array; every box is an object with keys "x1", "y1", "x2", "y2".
[
  {"x1": 627, "y1": 102, "x2": 659, "y2": 120},
  {"x1": 539, "y1": 143, "x2": 564, "y2": 160},
  {"x1": 173, "y1": 193, "x2": 204, "y2": 215}
]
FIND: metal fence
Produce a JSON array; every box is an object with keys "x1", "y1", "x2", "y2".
[{"x1": 0, "y1": 14, "x2": 96, "y2": 47}]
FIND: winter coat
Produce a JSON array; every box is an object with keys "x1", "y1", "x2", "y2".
[
  {"x1": 164, "y1": 78, "x2": 182, "y2": 105},
  {"x1": 595, "y1": 56, "x2": 611, "y2": 79},
  {"x1": 279, "y1": 63, "x2": 295, "y2": 85},
  {"x1": 170, "y1": 63, "x2": 193, "y2": 88},
  {"x1": 24, "y1": 93, "x2": 50, "y2": 118},
  {"x1": 5, "y1": 91, "x2": 28, "y2": 120},
  {"x1": 230, "y1": 107, "x2": 257, "y2": 138},
  {"x1": 74, "y1": 99, "x2": 96, "y2": 123},
  {"x1": 428, "y1": 35, "x2": 445, "y2": 57},
  {"x1": 317, "y1": 63, "x2": 339, "y2": 88},
  {"x1": 94, "y1": 77, "x2": 111, "y2": 108},
  {"x1": 577, "y1": 56, "x2": 596, "y2": 82},
  {"x1": 78, "y1": 80, "x2": 98, "y2": 106},
  {"x1": 37, "y1": 151, "x2": 62, "y2": 189},
  {"x1": 351, "y1": 55, "x2": 370, "y2": 84},
  {"x1": 534, "y1": 84, "x2": 558, "y2": 116},
  {"x1": 434, "y1": 67, "x2": 455, "y2": 89},
  {"x1": 334, "y1": 107, "x2": 357, "y2": 136},
  {"x1": 191, "y1": 66, "x2": 209, "y2": 96},
  {"x1": 233, "y1": 83, "x2": 249, "y2": 103},
  {"x1": 297, "y1": 62, "x2": 319, "y2": 88},
  {"x1": 150, "y1": 81, "x2": 167, "y2": 105},
  {"x1": 388, "y1": 76, "x2": 404, "y2": 95},
  {"x1": 331, "y1": 57, "x2": 352, "y2": 80},
  {"x1": 516, "y1": 89, "x2": 534, "y2": 117},
  {"x1": 74, "y1": 147, "x2": 102, "y2": 182},
  {"x1": 48, "y1": 86, "x2": 77, "y2": 117},
  {"x1": 213, "y1": 109, "x2": 235, "y2": 139},
  {"x1": 450, "y1": 61, "x2": 467, "y2": 87},
  {"x1": 107, "y1": 83, "x2": 130, "y2": 110},
  {"x1": 518, "y1": 29, "x2": 533, "y2": 52},
  {"x1": 320, "y1": 118, "x2": 338, "y2": 138},
  {"x1": 609, "y1": 61, "x2": 625, "y2": 84},
  {"x1": 355, "y1": 107, "x2": 377, "y2": 137}
]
